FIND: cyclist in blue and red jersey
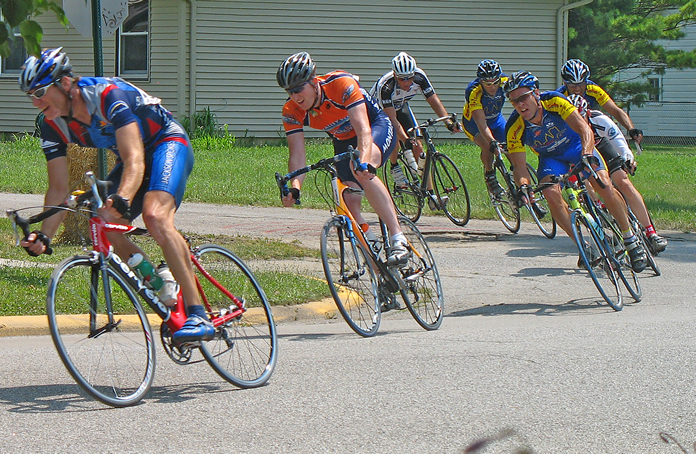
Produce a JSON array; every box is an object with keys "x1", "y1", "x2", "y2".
[
  {"x1": 504, "y1": 70, "x2": 647, "y2": 272},
  {"x1": 461, "y1": 59, "x2": 509, "y2": 198},
  {"x1": 277, "y1": 52, "x2": 411, "y2": 281},
  {"x1": 370, "y1": 52, "x2": 460, "y2": 191},
  {"x1": 557, "y1": 59, "x2": 643, "y2": 146},
  {"x1": 18, "y1": 47, "x2": 213, "y2": 343}
]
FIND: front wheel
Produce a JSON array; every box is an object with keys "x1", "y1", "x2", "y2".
[
  {"x1": 492, "y1": 162, "x2": 521, "y2": 233},
  {"x1": 396, "y1": 217, "x2": 444, "y2": 330},
  {"x1": 193, "y1": 244, "x2": 278, "y2": 388},
  {"x1": 321, "y1": 217, "x2": 380, "y2": 336},
  {"x1": 527, "y1": 165, "x2": 556, "y2": 239},
  {"x1": 571, "y1": 211, "x2": 623, "y2": 311},
  {"x1": 431, "y1": 153, "x2": 471, "y2": 226},
  {"x1": 47, "y1": 256, "x2": 156, "y2": 407}
]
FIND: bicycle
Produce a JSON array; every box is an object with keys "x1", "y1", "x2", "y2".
[
  {"x1": 276, "y1": 150, "x2": 443, "y2": 336},
  {"x1": 489, "y1": 142, "x2": 556, "y2": 238},
  {"x1": 538, "y1": 156, "x2": 641, "y2": 311},
  {"x1": 627, "y1": 205, "x2": 661, "y2": 276},
  {"x1": 7, "y1": 172, "x2": 278, "y2": 407},
  {"x1": 382, "y1": 114, "x2": 471, "y2": 226}
]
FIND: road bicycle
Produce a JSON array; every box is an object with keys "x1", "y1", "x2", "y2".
[
  {"x1": 7, "y1": 172, "x2": 278, "y2": 407},
  {"x1": 276, "y1": 150, "x2": 443, "y2": 336},
  {"x1": 539, "y1": 157, "x2": 641, "y2": 311},
  {"x1": 489, "y1": 142, "x2": 556, "y2": 238},
  {"x1": 626, "y1": 205, "x2": 660, "y2": 276},
  {"x1": 382, "y1": 114, "x2": 470, "y2": 226}
]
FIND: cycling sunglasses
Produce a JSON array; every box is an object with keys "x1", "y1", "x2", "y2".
[
  {"x1": 481, "y1": 78, "x2": 500, "y2": 87},
  {"x1": 286, "y1": 82, "x2": 309, "y2": 95},
  {"x1": 397, "y1": 75, "x2": 415, "y2": 82},
  {"x1": 509, "y1": 90, "x2": 534, "y2": 104},
  {"x1": 26, "y1": 83, "x2": 55, "y2": 100}
]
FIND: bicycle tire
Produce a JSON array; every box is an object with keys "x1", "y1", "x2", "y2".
[
  {"x1": 47, "y1": 256, "x2": 156, "y2": 407},
  {"x1": 492, "y1": 161, "x2": 521, "y2": 233},
  {"x1": 193, "y1": 244, "x2": 278, "y2": 388},
  {"x1": 382, "y1": 152, "x2": 423, "y2": 223},
  {"x1": 628, "y1": 208, "x2": 661, "y2": 276},
  {"x1": 395, "y1": 217, "x2": 444, "y2": 330},
  {"x1": 321, "y1": 217, "x2": 380, "y2": 336},
  {"x1": 526, "y1": 165, "x2": 557, "y2": 239},
  {"x1": 571, "y1": 211, "x2": 623, "y2": 311},
  {"x1": 431, "y1": 153, "x2": 471, "y2": 226},
  {"x1": 596, "y1": 209, "x2": 642, "y2": 302}
]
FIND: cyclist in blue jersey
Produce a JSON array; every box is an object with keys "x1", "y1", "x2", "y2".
[
  {"x1": 558, "y1": 59, "x2": 643, "y2": 146},
  {"x1": 370, "y1": 52, "x2": 460, "y2": 193},
  {"x1": 18, "y1": 48, "x2": 213, "y2": 342},
  {"x1": 504, "y1": 70, "x2": 647, "y2": 272},
  {"x1": 461, "y1": 59, "x2": 509, "y2": 198}
]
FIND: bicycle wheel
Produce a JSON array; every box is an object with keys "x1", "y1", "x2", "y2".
[
  {"x1": 596, "y1": 208, "x2": 642, "y2": 302},
  {"x1": 526, "y1": 165, "x2": 557, "y2": 239},
  {"x1": 396, "y1": 217, "x2": 444, "y2": 330},
  {"x1": 382, "y1": 152, "x2": 423, "y2": 223},
  {"x1": 628, "y1": 208, "x2": 661, "y2": 276},
  {"x1": 47, "y1": 256, "x2": 155, "y2": 407},
  {"x1": 321, "y1": 217, "x2": 380, "y2": 337},
  {"x1": 571, "y1": 211, "x2": 623, "y2": 311},
  {"x1": 431, "y1": 153, "x2": 471, "y2": 226},
  {"x1": 193, "y1": 244, "x2": 278, "y2": 388},
  {"x1": 492, "y1": 163, "x2": 521, "y2": 233}
]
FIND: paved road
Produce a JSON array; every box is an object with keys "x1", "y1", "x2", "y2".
[{"x1": 1, "y1": 194, "x2": 695, "y2": 452}]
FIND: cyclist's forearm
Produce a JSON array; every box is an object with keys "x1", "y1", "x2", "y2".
[{"x1": 426, "y1": 94, "x2": 449, "y2": 118}]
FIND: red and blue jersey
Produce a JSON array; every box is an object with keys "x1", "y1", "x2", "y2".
[{"x1": 39, "y1": 77, "x2": 187, "y2": 161}]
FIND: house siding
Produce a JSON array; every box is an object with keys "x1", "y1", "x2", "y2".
[{"x1": 0, "y1": 0, "x2": 567, "y2": 138}]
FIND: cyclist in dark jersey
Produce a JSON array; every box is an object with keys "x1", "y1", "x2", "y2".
[
  {"x1": 557, "y1": 59, "x2": 644, "y2": 146},
  {"x1": 18, "y1": 48, "x2": 213, "y2": 343},
  {"x1": 277, "y1": 52, "x2": 410, "y2": 273},
  {"x1": 370, "y1": 52, "x2": 460, "y2": 192},
  {"x1": 504, "y1": 70, "x2": 647, "y2": 272},
  {"x1": 461, "y1": 59, "x2": 509, "y2": 198}
]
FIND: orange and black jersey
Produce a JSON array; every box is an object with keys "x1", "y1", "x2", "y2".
[{"x1": 281, "y1": 71, "x2": 384, "y2": 141}]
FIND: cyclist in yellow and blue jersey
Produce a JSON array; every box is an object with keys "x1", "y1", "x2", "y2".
[
  {"x1": 504, "y1": 70, "x2": 647, "y2": 272},
  {"x1": 461, "y1": 59, "x2": 509, "y2": 197},
  {"x1": 557, "y1": 59, "x2": 643, "y2": 146}
]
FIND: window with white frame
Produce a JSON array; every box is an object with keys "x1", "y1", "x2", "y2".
[
  {"x1": 1, "y1": 27, "x2": 26, "y2": 75},
  {"x1": 118, "y1": 0, "x2": 149, "y2": 78},
  {"x1": 647, "y1": 76, "x2": 662, "y2": 102}
]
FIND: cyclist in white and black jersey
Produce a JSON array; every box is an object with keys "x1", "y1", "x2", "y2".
[
  {"x1": 370, "y1": 52, "x2": 460, "y2": 190},
  {"x1": 568, "y1": 94, "x2": 667, "y2": 253}
]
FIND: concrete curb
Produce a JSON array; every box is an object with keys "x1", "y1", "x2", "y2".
[{"x1": 0, "y1": 298, "x2": 340, "y2": 337}]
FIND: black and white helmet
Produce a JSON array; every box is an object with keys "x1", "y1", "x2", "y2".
[
  {"x1": 477, "y1": 59, "x2": 502, "y2": 80},
  {"x1": 391, "y1": 52, "x2": 416, "y2": 78},
  {"x1": 19, "y1": 47, "x2": 72, "y2": 93},
  {"x1": 276, "y1": 52, "x2": 316, "y2": 90},
  {"x1": 567, "y1": 94, "x2": 589, "y2": 118},
  {"x1": 561, "y1": 59, "x2": 590, "y2": 84}
]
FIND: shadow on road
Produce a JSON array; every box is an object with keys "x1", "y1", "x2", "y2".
[{"x1": 447, "y1": 297, "x2": 618, "y2": 318}]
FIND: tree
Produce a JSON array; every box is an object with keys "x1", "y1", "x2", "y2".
[
  {"x1": 569, "y1": 0, "x2": 696, "y2": 105},
  {"x1": 0, "y1": 0, "x2": 68, "y2": 58}
]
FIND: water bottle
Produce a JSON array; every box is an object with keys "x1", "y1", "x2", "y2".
[
  {"x1": 128, "y1": 253, "x2": 163, "y2": 290},
  {"x1": 403, "y1": 148, "x2": 418, "y2": 174},
  {"x1": 361, "y1": 224, "x2": 383, "y2": 255},
  {"x1": 417, "y1": 152, "x2": 427, "y2": 177}
]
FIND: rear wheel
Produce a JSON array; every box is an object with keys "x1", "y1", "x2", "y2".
[
  {"x1": 193, "y1": 245, "x2": 278, "y2": 388},
  {"x1": 431, "y1": 153, "x2": 470, "y2": 226},
  {"x1": 321, "y1": 217, "x2": 380, "y2": 336},
  {"x1": 395, "y1": 217, "x2": 444, "y2": 330},
  {"x1": 628, "y1": 208, "x2": 661, "y2": 276},
  {"x1": 596, "y1": 210, "x2": 642, "y2": 302},
  {"x1": 572, "y1": 211, "x2": 623, "y2": 311},
  {"x1": 382, "y1": 151, "x2": 423, "y2": 223},
  {"x1": 47, "y1": 256, "x2": 155, "y2": 407},
  {"x1": 492, "y1": 162, "x2": 520, "y2": 233}
]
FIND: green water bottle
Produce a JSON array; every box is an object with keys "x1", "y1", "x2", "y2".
[{"x1": 127, "y1": 253, "x2": 163, "y2": 290}]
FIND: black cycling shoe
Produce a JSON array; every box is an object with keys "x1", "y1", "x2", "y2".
[
  {"x1": 625, "y1": 240, "x2": 647, "y2": 273},
  {"x1": 485, "y1": 174, "x2": 505, "y2": 199},
  {"x1": 532, "y1": 202, "x2": 547, "y2": 219}
]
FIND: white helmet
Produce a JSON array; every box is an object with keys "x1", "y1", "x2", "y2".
[{"x1": 391, "y1": 52, "x2": 416, "y2": 78}]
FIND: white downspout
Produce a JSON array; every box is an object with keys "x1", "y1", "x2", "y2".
[
  {"x1": 557, "y1": 0, "x2": 594, "y2": 87},
  {"x1": 189, "y1": 0, "x2": 197, "y2": 118}
]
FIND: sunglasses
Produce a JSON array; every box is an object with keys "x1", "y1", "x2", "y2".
[
  {"x1": 565, "y1": 82, "x2": 586, "y2": 89},
  {"x1": 286, "y1": 82, "x2": 309, "y2": 95},
  {"x1": 481, "y1": 79, "x2": 500, "y2": 87},
  {"x1": 509, "y1": 90, "x2": 534, "y2": 104},
  {"x1": 27, "y1": 83, "x2": 54, "y2": 100},
  {"x1": 397, "y1": 75, "x2": 414, "y2": 82}
]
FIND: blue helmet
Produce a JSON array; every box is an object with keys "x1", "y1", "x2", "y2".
[
  {"x1": 502, "y1": 70, "x2": 539, "y2": 96},
  {"x1": 477, "y1": 59, "x2": 502, "y2": 80},
  {"x1": 19, "y1": 47, "x2": 72, "y2": 93},
  {"x1": 561, "y1": 59, "x2": 590, "y2": 84}
]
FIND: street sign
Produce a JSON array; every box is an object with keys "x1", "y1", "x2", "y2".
[{"x1": 63, "y1": 0, "x2": 129, "y2": 38}]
